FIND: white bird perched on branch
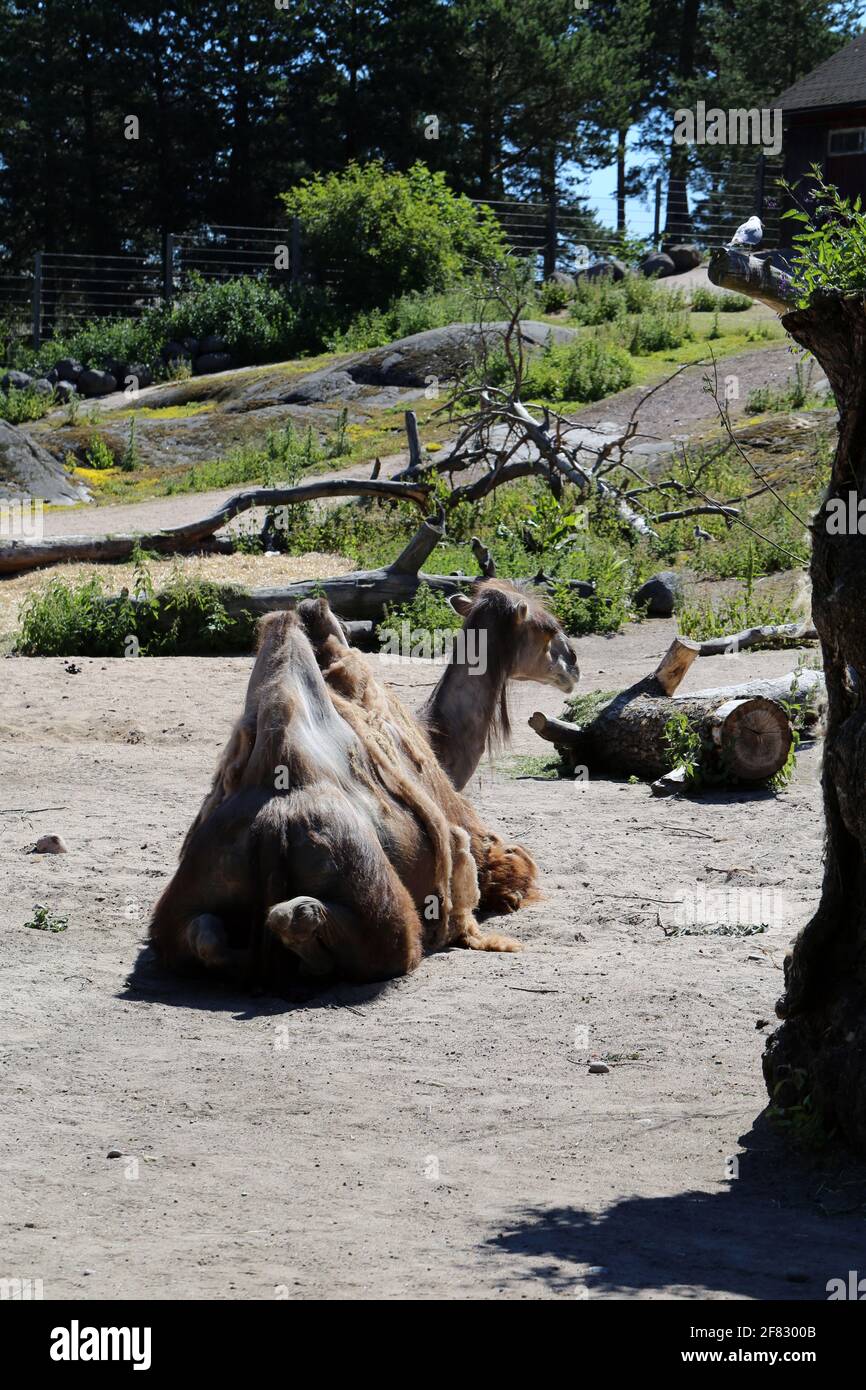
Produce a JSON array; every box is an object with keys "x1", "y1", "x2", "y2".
[{"x1": 728, "y1": 215, "x2": 763, "y2": 248}]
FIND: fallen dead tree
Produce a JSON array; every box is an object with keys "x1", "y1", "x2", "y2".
[
  {"x1": 0, "y1": 477, "x2": 432, "y2": 576},
  {"x1": 528, "y1": 638, "x2": 821, "y2": 787},
  {"x1": 692, "y1": 621, "x2": 817, "y2": 656}
]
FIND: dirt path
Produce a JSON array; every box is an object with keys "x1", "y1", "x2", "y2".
[
  {"x1": 39, "y1": 452, "x2": 409, "y2": 539},
  {"x1": 3, "y1": 627, "x2": 862, "y2": 1301},
  {"x1": 572, "y1": 346, "x2": 819, "y2": 437}
]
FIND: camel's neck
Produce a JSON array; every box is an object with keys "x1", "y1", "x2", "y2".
[{"x1": 422, "y1": 649, "x2": 505, "y2": 791}]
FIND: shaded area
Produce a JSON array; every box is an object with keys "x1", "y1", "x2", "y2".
[{"x1": 483, "y1": 1117, "x2": 866, "y2": 1299}]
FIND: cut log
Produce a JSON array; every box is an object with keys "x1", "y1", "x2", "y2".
[
  {"x1": 676, "y1": 667, "x2": 824, "y2": 714},
  {"x1": 527, "y1": 647, "x2": 809, "y2": 784},
  {"x1": 653, "y1": 636, "x2": 700, "y2": 694},
  {"x1": 530, "y1": 690, "x2": 792, "y2": 781}
]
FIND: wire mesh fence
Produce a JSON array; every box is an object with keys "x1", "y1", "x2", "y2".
[
  {"x1": 474, "y1": 158, "x2": 784, "y2": 270},
  {"x1": 0, "y1": 159, "x2": 786, "y2": 347},
  {"x1": 172, "y1": 223, "x2": 300, "y2": 290}
]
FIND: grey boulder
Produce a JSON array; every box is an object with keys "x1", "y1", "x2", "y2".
[
  {"x1": 54, "y1": 358, "x2": 84, "y2": 384},
  {"x1": 663, "y1": 243, "x2": 702, "y2": 273},
  {"x1": 634, "y1": 570, "x2": 683, "y2": 617},
  {"x1": 578, "y1": 258, "x2": 627, "y2": 283},
  {"x1": 77, "y1": 369, "x2": 117, "y2": 397},
  {"x1": 0, "y1": 419, "x2": 90, "y2": 503},
  {"x1": 639, "y1": 252, "x2": 676, "y2": 279},
  {"x1": 1, "y1": 370, "x2": 33, "y2": 391}
]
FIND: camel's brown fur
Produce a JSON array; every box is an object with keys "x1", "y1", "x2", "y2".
[
  {"x1": 298, "y1": 596, "x2": 539, "y2": 927},
  {"x1": 150, "y1": 609, "x2": 511, "y2": 985}
]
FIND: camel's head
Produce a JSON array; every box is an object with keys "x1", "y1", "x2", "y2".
[{"x1": 449, "y1": 581, "x2": 579, "y2": 694}]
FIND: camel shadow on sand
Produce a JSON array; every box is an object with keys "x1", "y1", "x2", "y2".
[
  {"x1": 121, "y1": 941, "x2": 399, "y2": 1019},
  {"x1": 482, "y1": 1114, "x2": 866, "y2": 1300}
]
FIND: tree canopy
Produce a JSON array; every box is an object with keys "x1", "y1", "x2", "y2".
[{"x1": 0, "y1": 0, "x2": 859, "y2": 262}]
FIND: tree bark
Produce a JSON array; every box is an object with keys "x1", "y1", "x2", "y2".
[
  {"x1": 707, "y1": 247, "x2": 795, "y2": 315},
  {"x1": 762, "y1": 291, "x2": 866, "y2": 1149}
]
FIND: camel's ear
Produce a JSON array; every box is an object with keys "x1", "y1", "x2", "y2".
[
  {"x1": 449, "y1": 592, "x2": 473, "y2": 617},
  {"x1": 515, "y1": 599, "x2": 530, "y2": 623}
]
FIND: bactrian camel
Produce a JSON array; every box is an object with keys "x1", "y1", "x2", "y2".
[{"x1": 149, "y1": 581, "x2": 579, "y2": 984}]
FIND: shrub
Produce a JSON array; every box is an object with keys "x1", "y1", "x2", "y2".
[
  {"x1": 690, "y1": 286, "x2": 751, "y2": 312},
  {"x1": 624, "y1": 301, "x2": 692, "y2": 354},
  {"x1": 568, "y1": 276, "x2": 626, "y2": 326},
  {"x1": 376, "y1": 582, "x2": 463, "y2": 647},
  {"x1": 524, "y1": 336, "x2": 635, "y2": 403},
  {"x1": 0, "y1": 384, "x2": 55, "y2": 424},
  {"x1": 161, "y1": 275, "x2": 304, "y2": 365},
  {"x1": 330, "y1": 281, "x2": 479, "y2": 352},
  {"x1": 538, "y1": 279, "x2": 573, "y2": 313},
  {"x1": 84, "y1": 435, "x2": 116, "y2": 470},
  {"x1": 282, "y1": 161, "x2": 506, "y2": 314},
  {"x1": 782, "y1": 168, "x2": 866, "y2": 303},
  {"x1": 15, "y1": 563, "x2": 255, "y2": 656}
]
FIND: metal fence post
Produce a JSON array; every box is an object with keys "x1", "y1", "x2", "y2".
[
  {"x1": 756, "y1": 153, "x2": 766, "y2": 219},
  {"x1": 652, "y1": 179, "x2": 662, "y2": 250},
  {"x1": 31, "y1": 252, "x2": 42, "y2": 349},
  {"x1": 162, "y1": 232, "x2": 176, "y2": 303},
  {"x1": 290, "y1": 218, "x2": 302, "y2": 283},
  {"x1": 544, "y1": 196, "x2": 557, "y2": 279}
]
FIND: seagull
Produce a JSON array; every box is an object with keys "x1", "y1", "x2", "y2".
[{"x1": 728, "y1": 215, "x2": 763, "y2": 248}]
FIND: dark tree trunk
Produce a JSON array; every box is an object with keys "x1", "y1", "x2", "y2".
[
  {"x1": 616, "y1": 129, "x2": 627, "y2": 235},
  {"x1": 763, "y1": 293, "x2": 866, "y2": 1149},
  {"x1": 663, "y1": 0, "x2": 699, "y2": 243}
]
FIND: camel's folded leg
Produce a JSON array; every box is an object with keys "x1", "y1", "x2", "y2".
[
  {"x1": 266, "y1": 897, "x2": 336, "y2": 977},
  {"x1": 185, "y1": 914, "x2": 251, "y2": 975},
  {"x1": 266, "y1": 892, "x2": 422, "y2": 981},
  {"x1": 447, "y1": 828, "x2": 522, "y2": 953}
]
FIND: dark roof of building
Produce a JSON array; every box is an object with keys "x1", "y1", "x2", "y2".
[{"x1": 777, "y1": 32, "x2": 866, "y2": 113}]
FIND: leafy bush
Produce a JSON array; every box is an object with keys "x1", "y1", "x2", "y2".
[
  {"x1": 376, "y1": 582, "x2": 463, "y2": 646},
  {"x1": 0, "y1": 384, "x2": 55, "y2": 424},
  {"x1": 15, "y1": 559, "x2": 255, "y2": 656},
  {"x1": 623, "y1": 297, "x2": 692, "y2": 354},
  {"x1": 161, "y1": 275, "x2": 307, "y2": 365},
  {"x1": 538, "y1": 279, "x2": 573, "y2": 313},
  {"x1": 84, "y1": 435, "x2": 116, "y2": 470},
  {"x1": 568, "y1": 276, "x2": 627, "y2": 326},
  {"x1": 282, "y1": 161, "x2": 505, "y2": 314},
  {"x1": 690, "y1": 286, "x2": 751, "y2": 313},
  {"x1": 677, "y1": 586, "x2": 796, "y2": 641},
  {"x1": 524, "y1": 336, "x2": 635, "y2": 402},
  {"x1": 783, "y1": 167, "x2": 866, "y2": 303},
  {"x1": 21, "y1": 276, "x2": 337, "y2": 382},
  {"x1": 330, "y1": 281, "x2": 479, "y2": 352}
]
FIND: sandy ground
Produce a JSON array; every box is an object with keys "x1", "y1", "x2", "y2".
[{"x1": 3, "y1": 620, "x2": 865, "y2": 1302}]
